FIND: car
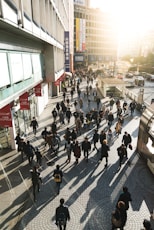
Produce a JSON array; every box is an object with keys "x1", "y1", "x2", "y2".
[
  {"x1": 116, "y1": 73, "x2": 123, "y2": 79},
  {"x1": 134, "y1": 76, "x2": 144, "y2": 86},
  {"x1": 125, "y1": 73, "x2": 134, "y2": 78},
  {"x1": 146, "y1": 74, "x2": 154, "y2": 81}
]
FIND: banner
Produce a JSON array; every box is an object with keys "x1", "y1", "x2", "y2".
[
  {"x1": 34, "y1": 84, "x2": 42, "y2": 96},
  {"x1": 0, "y1": 104, "x2": 12, "y2": 127},
  {"x1": 19, "y1": 92, "x2": 30, "y2": 110},
  {"x1": 54, "y1": 79, "x2": 60, "y2": 86}
]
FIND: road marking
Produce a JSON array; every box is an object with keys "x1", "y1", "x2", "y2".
[{"x1": 0, "y1": 161, "x2": 16, "y2": 202}]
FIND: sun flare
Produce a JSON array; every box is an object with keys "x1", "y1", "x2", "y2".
[{"x1": 90, "y1": 0, "x2": 154, "y2": 40}]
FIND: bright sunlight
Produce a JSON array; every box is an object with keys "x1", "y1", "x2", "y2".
[{"x1": 90, "y1": 0, "x2": 154, "y2": 40}]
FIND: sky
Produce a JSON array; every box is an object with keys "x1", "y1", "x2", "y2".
[{"x1": 90, "y1": 0, "x2": 154, "y2": 38}]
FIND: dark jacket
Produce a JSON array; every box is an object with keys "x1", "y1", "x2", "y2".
[
  {"x1": 82, "y1": 141, "x2": 91, "y2": 151},
  {"x1": 112, "y1": 205, "x2": 127, "y2": 228},
  {"x1": 56, "y1": 205, "x2": 70, "y2": 223},
  {"x1": 118, "y1": 191, "x2": 132, "y2": 210},
  {"x1": 101, "y1": 143, "x2": 109, "y2": 157}
]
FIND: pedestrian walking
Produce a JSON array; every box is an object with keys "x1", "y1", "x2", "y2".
[
  {"x1": 93, "y1": 129, "x2": 99, "y2": 151},
  {"x1": 115, "y1": 121, "x2": 122, "y2": 136},
  {"x1": 25, "y1": 140, "x2": 35, "y2": 165},
  {"x1": 59, "y1": 110, "x2": 65, "y2": 125},
  {"x1": 109, "y1": 98, "x2": 115, "y2": 110},
  {"x1": 122, "y1": 131, "x2": 132, "y2": 149},
  {"x1": 117, "y1": 186, "x2": 132, "y2": 210},
  {"x1": 129, "y1": 100, "x2": 136, "y2": 116},
  {"x1": 41, "y1": 127, "x2": 50, "y2": 147},
  {"x1": 117, "y1": 144, "x2": 127, "y2": 168},
  {"x1": 56, "y1": 102, "x2": 61, "y2": 114},
  {"x1": 65, "y1": 140, "x2": 72, "y2": 163},
  {"x1": 111, "y1": 201, "x2": 127, "y2": 230},
  {"x1": 30, "y1": 117, "x2": 38, "y2": 135},
  {"x1": 15, "y1": 133, "x2": 22, "y2": 152},
  {"x1": 66, "y1": 108, "x2": 72, "y2": 124},
  {"x1": 82, "y1": 137, "x2": 91, "y2": 162},
  {"x1": 55, "y1": 198, "x2": 70, "y2": 230},
  {"x1": 99, "y1": 139, "x2": 110, "y2": 167},
  {"x1": 107, "y1": 128, "x2": 113, "y2": 144},
  {"x1": 108, "y1": 111, "x2": 114, "y2": 128},
  {"x1": 73, "y1": 140, "x2": 81, "y2": 164},
  {"x1": 63, "y1": 91, "x2": 66, "y2": 101},
  {"x1": 52, "y1": 108, "x2": 58, "y2": 122},
  {"x1": 99, "y1": 130, "x2": 106, "y2": 146},
  {"x1": 143, "y1": 219, "x2": 152, "y2": 230},
  {"x1": 35, "y1": 147, "x2": 42, "y2": 167},
  {"x1": 53, "y1": 165, "x2": 63, "y2": 195},
  {"x1": 30, "y1": 166, "x2": 41, "y2": 202}
]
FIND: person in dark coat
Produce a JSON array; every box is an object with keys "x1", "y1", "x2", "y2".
[
  {"x1": 15, "y1": 133, "x2": 22, "y2": 152},
  {"x1": 108, "y1": 111, "x2": 114, "y2": 128},
  {"x1": 56, "y1": 102, "x2": 61, "y2": 113},
  {"x1": 30, "y1": 117, "x2": 38, "y2": 135},
  {"x1": 25, "y1": 141, "x2": 35, "y2": 165},
  {"x1": 55, "y1": 198, "x2": 70, "y2": 230},
  {"x1": 73, "y1": 140, "x2": 81, "y2": 164},
  {"x1": 143, "y1": 219, "x2": 152, "y2": 230},
  {"x1": 53, "y1": 165, "x2": 63, "y2": 195},
  {"x1": 112, "y1": 201, "x2": 127, "y2": 230},
  {"x1": 66, "y1": 108, "x2": 72, "y2": 124},
  {"x1": 122, "y1": 131, "x2": 132, "y2": 149},
  {"x1": 52, "y1": 108, "x2": 58, "y2": 122},
  {"x1": 99, "y1": 130, "x2": 106, "y2": 146},
  {"x1": 30, "y1": 166, "x2": 41, "y2": 201},
  {"x1": 99, "y1": 139, "x2": 110, "y2": 167},
  {"x1": 117, "y1": 186, "x2": 132, "y2": 210},
  {"x1": 82, "y1": 137, "x2": 91, "y2": 161},
  {"x1": 117, "y1": 144, "x2": 127, "y2": 167},
  {"x1": 93, "y1": 129, "x2": 99, "y2": 151},
  {"x1": 35, "y1": 147, "x2": 42, "y2": 167}
]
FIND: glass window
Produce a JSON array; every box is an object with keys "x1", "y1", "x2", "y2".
[{"x1": 0, "y1": 53, "x2": 10, "y2": 88}]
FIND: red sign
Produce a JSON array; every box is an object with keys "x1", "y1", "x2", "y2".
[
  {"x1": 60, "y1": 74, "x2": 65, "y2": 81},
  {"x1": 19, "y1": 92, "x2": 30, "y2": 110},
  {"x1": 0, "y1": 104, "x2": 12, "y2": 127},
  {"x1": 54, "y1": 79, "x2": 60, "y2": 86},
  {"x1": 34, "y1": 84, "x2": 42, "y2": 96}
]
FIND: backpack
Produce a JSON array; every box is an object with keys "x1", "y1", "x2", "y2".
[
  {"x1": 54, "y1": 173, "x2": 61, "y2": 182},
  {"x1": 58, "y1": 212, "x2": 66, "y2": 226}
]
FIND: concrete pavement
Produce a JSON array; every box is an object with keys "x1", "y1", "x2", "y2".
[{"x1": 1, "y1": 78, "x2": 154, "y2": 230}]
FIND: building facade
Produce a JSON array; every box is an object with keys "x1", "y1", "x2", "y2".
[
  {"x1": 74, "y1": 1, "x2": 118, "y2": 68},
  {"x1": 0, "y1": 0, "x2": 73, "y2": 149}
]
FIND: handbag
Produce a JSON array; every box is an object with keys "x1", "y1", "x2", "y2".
[
  {"x1": 111, "y1": 212, "x2": 122, "y2": 227},
  {"x1": 128, "y1": 144, "x2": 133, "y2": 150}
]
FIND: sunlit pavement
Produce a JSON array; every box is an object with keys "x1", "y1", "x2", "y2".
[{"x1": 1, "y1": 78, "x2": 154, "y2": 230}]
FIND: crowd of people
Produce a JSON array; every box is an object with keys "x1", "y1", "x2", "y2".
[{"x1": 14, "y1": 71, "x2": 152, "y2": 229}]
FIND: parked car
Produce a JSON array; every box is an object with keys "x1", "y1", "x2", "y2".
[
  {"x1": 147, "y1": 74, "x2": 154, "y2": 81},
  {"x1": 116, "y1": 73, "x2": 123, "y2": 79},
  {"x1": 134, "y1": 76, "x2": 144, "y2": 86},
  {"x1": 125, "y1": 72, "x2": 134, "y2": 78}
]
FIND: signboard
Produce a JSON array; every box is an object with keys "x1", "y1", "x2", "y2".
[
  {"x1": 0, "y1": 104, "x2": 12, "y2": 127},
  {"x1": 54, "y1": 79, "x2": 60, "y2": 86},
  {"x1": 64, "y1": 31, "x2": 70, "y2": 72},
  {"x1": 19, "y1": 92, "x2": 30, "y2": 110},
  {"x1": 34, "y1": 84, "x2": 42, "y2": 96},
  {"x1": 76, "y1": 18, "x2": 86, "y2": 52}
]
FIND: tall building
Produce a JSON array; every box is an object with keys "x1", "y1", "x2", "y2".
[
  {"x1": 0, "y1": 0, "x2": 73, "y2": 149},
  {"x1": 74, "y1": 1, "x2": 118, "y2": 68}
]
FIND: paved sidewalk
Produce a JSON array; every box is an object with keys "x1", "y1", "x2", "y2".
[{"x1": 1, "y1": 78, "x2": 154, "y2": 230}]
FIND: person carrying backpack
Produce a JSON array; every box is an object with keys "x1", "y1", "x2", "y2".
[
  {"x1": 53, "y1": 165, "x2": 63, "y2": 195},
  {"x1": 55, "y1": 198, "x2": 70, "y2": 230}
]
